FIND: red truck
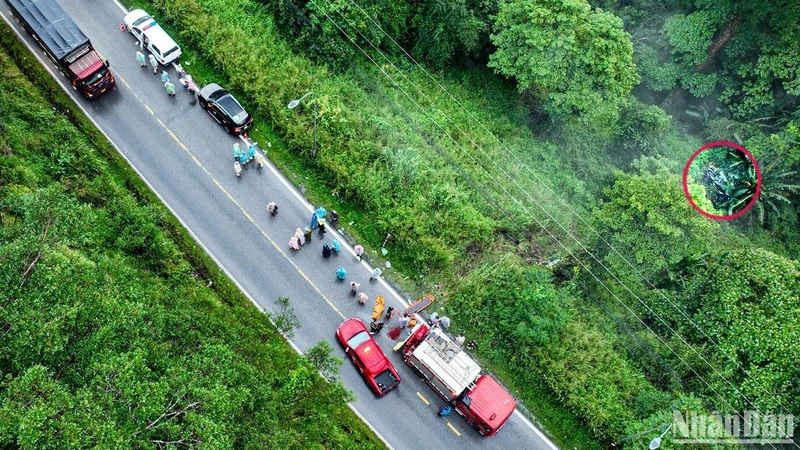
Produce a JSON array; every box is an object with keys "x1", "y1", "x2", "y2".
[
  {"x1": 7, "y1": 0, "x2": 115, "y2": 98},
  {"x1": 401, "y1": 323, "x2": 517, "y2": 436}
]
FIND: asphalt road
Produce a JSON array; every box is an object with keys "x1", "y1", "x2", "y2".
[{"x1": 1, "y1": 1, "x2": 560, "y2": 449}]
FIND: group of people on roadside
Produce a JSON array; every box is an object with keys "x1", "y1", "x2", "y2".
[
  {"x1": 135, "y1": 50, "x2": 193, "y2": 97},
  {"x1": 233, "y1": 142, "x2": 266, "y2": 177}
]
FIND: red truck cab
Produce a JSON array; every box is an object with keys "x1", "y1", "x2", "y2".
[
  {"x1": 402, "y1": 323, "x2": 517, "y2": 436},
  {"x1": 67, "y1": 48, "x2": 114, "y2": 98},
  {"x1": 455, "y1": 374, "x2": 517, "y2": 436}
]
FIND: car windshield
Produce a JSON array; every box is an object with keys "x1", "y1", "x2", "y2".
[
  {"x1": 132, "y1": 15, "x2": 152, "y2": 27},
  {"x1": 346, "y1": 330, "x2": 371, "y2": 349},
  {"x1": 80, "y1": 68, "x2": 107, "y2": 87},
  {"x1": 217, "y1": 96, "x2": 248, "y2": 125}
]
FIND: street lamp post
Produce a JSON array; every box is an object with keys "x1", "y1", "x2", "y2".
[
  {"x1": 649, "y1": 424, "x2": 672, "y2": 450},
  {"x1": 287, "y1": 91, "x2": 317, "y2": 157},
  {"x1": 611, "y1": 424, "x2": 672, "y2": 449}
]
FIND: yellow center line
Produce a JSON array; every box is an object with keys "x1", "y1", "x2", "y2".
[
  {"x1": 447, "y1": 422, "x2": 461, "y2": 436},
  {"x1": 118, "y1": 74, "x2": 130, "y2": 89},
  {"x1": 120, "y1": 78, "x2": 346, "y2": 321},
  {"x1": 416, "y1": 392, "x2": 430, "y2": 405}
]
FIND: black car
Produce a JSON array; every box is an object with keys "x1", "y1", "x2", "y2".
[{"x1": 197, "y1": 83, "x2": 254, "y2": 135}]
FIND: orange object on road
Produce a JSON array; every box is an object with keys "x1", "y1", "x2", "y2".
[
  {"x1": 372, "y1": 295, "x2": 385, "y2": 321},
  {"x1": 405, "y1": 294, "x2": 435, "y2": 316}
]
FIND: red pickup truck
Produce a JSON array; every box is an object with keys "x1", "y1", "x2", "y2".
[{"x1": 336, "y1": 318, "x2": 401, "y2": 397}]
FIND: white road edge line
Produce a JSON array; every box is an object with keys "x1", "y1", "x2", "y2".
[
  {"x1": 37, "y1": 3, "x2": 556, "y2": 448},
  {"x1": 0, "y1": 8, "x2": 397, "y2": 450}
]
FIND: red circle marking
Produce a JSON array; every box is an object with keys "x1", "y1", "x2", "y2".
[{"x1": 682, "y1": 141, "x2": 762, "y2": 220}]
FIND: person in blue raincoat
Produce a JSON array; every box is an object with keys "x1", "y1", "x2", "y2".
[
  {"x1": 247, "y1": 143, "x2": 256, "y2": 162},
  {"x1": 310, "y1": 212, "x2": 319, "y2": 229},
  {"x1": 233, "y1": 143, "x2": 242, "y2": 161},
  {"x1": 336, "y1": 266, "x2": 347, "y2": 280},
  {"x1": 331, "y1": 239, "x2": 341, "y2": 252},
  {"x1": 238, "y1": 150, "x2": 248, "y2": 165}
]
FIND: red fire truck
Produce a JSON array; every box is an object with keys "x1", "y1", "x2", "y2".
[{"x1": 401, "y1": 323, "x2": 517, "y2": 436}]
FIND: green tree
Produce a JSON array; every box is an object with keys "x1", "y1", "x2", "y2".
[
  {"x1": 636, "y1": 0, "x2": 800, "y2": 119},
  {"x1": 751, "y1": 155, "x2": 799, "y2": 226},
  {"x1": 680, "y1": 248, "x2": 800, "y2": 413},
  {"x1": 661, "y1": 12, "x2": 719, "y2": 97},
  {"x1": 488, "y1": 0, "x2": 639, "y2": 122},
  {"x1": 411, "y1": 0, "x2": 484, "y2": 69},
  {"x1": 592, "y1": 170, "x2": 718, "y2": 281}
]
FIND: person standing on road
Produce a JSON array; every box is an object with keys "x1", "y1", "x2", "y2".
[
  {"x1": 267, "y1": 202, "x2": 278, "y2": 217},
  {"x1": 318, "y1": 219, "x2": 326, "y2": 236},
  {"x1": 322, "y1": 243, "x2": 332, "y2": 258},
  {"x1": 304, "y1": 227, "x2": 312, "y2": 245},
  {"x1": 398, "y1": 313, "x2": 410, "y2": 329},
  {"x1": 354, "y1": 245, "x2": 364, "y2": 261},
  {"x1": 294, "y1": 228, "x2": 305, "y2": 246},
  {"x1": 350, "y1": 281, "x2": 360, "y2": 297},
  {"x1": 247, "y1": 143, "x2": 257, "y2": 163},
  {"x1": 358, "y1": 292, "x2": 368, "y2": 305},
  {"x1": 148, "y1": 54, "x2": 158, "y2": 75},
  {"x1": 164, "y1": 81, "x2": 176, "y2": 97},
  {"x1": 161, "y1": 70, "x2": 170, "y2": 84},
  {"x1": 136, "y1": 50, "x2": 146, "y2": 68},
  {"x1": 438, "y1": 405, "x2": 452, "y2": 417},
  {"x1": 234, "y1": 161, "x2": 242, "y2": 177}
]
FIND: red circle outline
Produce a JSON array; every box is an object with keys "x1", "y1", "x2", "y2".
[{"x1": 682, "y1": 141, "x2": 762, "y2": 221}]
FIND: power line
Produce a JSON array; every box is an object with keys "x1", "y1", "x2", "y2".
[
  {"x1": 294, "y1": 1, "x2": 794, "y2": 445},
  {"x1": 276, "y1": 0, "x2": 795, "y2": 445},
  {"x1": 340, "y1": 0, "x2": 799, "y2": 424}
]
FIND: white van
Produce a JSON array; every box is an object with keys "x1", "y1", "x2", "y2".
[{"x1": 122, "y1": 9, "x2": 182, "y2": 66}]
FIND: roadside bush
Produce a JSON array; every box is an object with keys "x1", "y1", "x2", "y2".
[{"x1": 447, "y1": 257, "x2": 660, "y2": 441}]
